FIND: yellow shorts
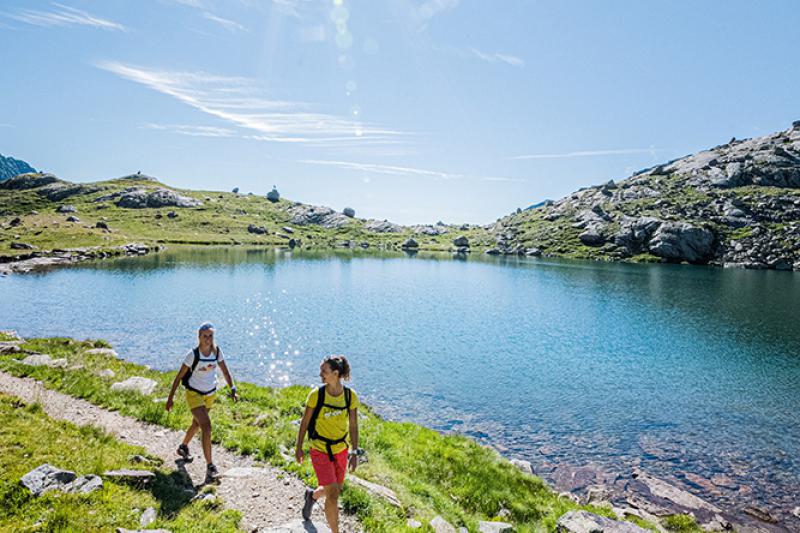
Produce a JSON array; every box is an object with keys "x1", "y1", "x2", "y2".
[{"x1": 185, "y1": 390, "x2": 216, "y2": 410}]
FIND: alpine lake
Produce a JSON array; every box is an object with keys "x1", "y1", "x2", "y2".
[{"x1": 2, "y1": 246, "x2": 799, "y2": 522}]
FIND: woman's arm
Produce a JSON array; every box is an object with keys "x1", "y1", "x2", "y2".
[
  {"x1": 348, "y1": 408, "x2": 359, "y2": 472},
  {"x1": 295, "y1": 406, "x2": 315, "y2": 464},
  {"x1": 218, "y1": 360, "x2": 237, "y2": 401},
  {"x1": 165, "y1": 365, "x2": 189, "y2": 411}
]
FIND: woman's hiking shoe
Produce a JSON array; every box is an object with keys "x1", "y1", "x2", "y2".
[
  {"x1": 205, "y1": 463, "x2": 220, "y2": 483},
  {"x1": 177, "y1": 443, "x2": 193, "y2": 462},
  {"x1": 302, "y1": 488, "x2": 315, "y2": 520}
]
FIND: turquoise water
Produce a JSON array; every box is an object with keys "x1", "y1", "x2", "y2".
[{"x1": 2, "y1": 247, "x2": 799, "y2": 513}]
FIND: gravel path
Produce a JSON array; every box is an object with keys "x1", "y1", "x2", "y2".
[{"x1": 0, "y1": 370, "x2": 361, "y2": 533}]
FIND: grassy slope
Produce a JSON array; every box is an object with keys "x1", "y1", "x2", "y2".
[
  {"x1": 0, "y1": 392, "x2": 241, "y2": 532},
  {"x1": 0, "y1": 177, "x2": 491, "y2": 259},
  {"x1": 0, "y1": 336, "x2": 657, "y2": 533}
]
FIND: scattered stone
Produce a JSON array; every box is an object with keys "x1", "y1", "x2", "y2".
[
  {"x1": 9, "y1": 216, "x2": 22, "y2": 226},
  {"x1": 56, "y1": 205, "x2": 77, "y2": 213},
  {"x1": 479, "y1": 521, "x2": 513, "y2": 533},
  {"x1": 20, "y1": 464, "x2": 76, "y2": 496},
  {"x1": 792, "y1": 506, "x2": 800, "y2": 519},
  {"x1": 66, "y1": 475, "x2": 103, "y2": 494},
  {"x1": 510, "y1": 459, "x2": 533, "y2": 475},
  {"x1": 167, "y1": 211, "x2": 178, "y2": 219},
  {"x1": 348, "y1": 475, "x2": 402, "y2": 507},
  {"x1": 221, "y1": 467, "x2": 267, "y2": 478},
  {"x1": 110, "y1": 377, "x2": 158, "y2": 396},
  {"x1": 21, "y1": 354, "x2": 68, "y2": 368},
  {"x1": 430, "y1": 515, "x2": 457, "y2": 533},
  {"x1": 140, "y1": 507, "x2": 157, "y2": 527},
  {"x1": 85, "y1": 348, "x2": 119, "y2": 358},
  {"x1": 96, "y1": 221, "x2": 109, "y2": 230},
  {"x1": 407, "y1": 518, "x2": 422, "y2": 528},
  {"x1": 129, "y1": 455, "x2": 159, "y2": 466},
  {"x1": 556, "y1": 510, "x2": 649, "y2": 533},
  {"x1": 10, "y1": 241, "x2": 36, "y2": 250},
  {"x1": 343, "y1": 207, "x2": 355, "y2": 218},
  {"x1": 66, "y1": 216, "x2": 80, "y2": 223},
  {"x1": 267, "y1": 187, "x2": 280, "y2": 202},
  {"x1": 281, "y1": 226, "x2": 295, "y2": 234},
  {"x1": 401, "y1": 238, "x2": 419, "y2": 249}
]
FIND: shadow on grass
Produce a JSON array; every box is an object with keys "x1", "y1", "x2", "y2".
[{"x1": 150, "y1": 465, "x2": 197, "y2": 518}]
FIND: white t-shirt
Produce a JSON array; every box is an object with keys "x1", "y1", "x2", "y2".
[{"x1": 182, "y1": 346, "x2": 224, "y2": 393}]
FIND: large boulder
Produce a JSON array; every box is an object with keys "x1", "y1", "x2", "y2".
[
  {"x1": 401, "y1": 238, "x2": 419, "y2": 249},
  {"x1": 267, "y1": 187, "x2": 280, "y2": 202},
  {"x1": 556, "y1": 511, "x2": 649, "y2": 533},
  {"x1": 613, "y1": 217, "x2": 662, "y2": 255},
  {"x1": 343, "y1": 207, "x2": 356, "y2": 218},
  {"x1": 247, "y1": 224, "x2": 268, "y2": 235},
  {"x1": 0, "y1": 173, "x2": 59, "y2": 190},
  {"x1": 364, "y1": 219, "x2": 403, "y2": 233},
  {"x1": 453, "y1": 235, "x2": 469, "y2": 247},
  {"x1": 116, "y1": 188, "x2": 202, "y2": 209},
  {"x1": 287, "y1": 204, "x2": 351, "y2": 229},
  {"x1": 648, "y1": 222, "x2": 715, "y2": 263}
]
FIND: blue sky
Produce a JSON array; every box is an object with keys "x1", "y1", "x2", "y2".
[{"x1": 1, "y1": 1, "x2": 798, "y2": 224}]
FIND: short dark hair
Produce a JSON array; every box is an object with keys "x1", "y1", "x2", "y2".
[{"x1": 323, "y1": 354, "x2": 351, "y2": 381}]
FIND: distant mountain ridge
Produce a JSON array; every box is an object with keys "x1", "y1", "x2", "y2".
[{"x1": 0, "y1": 154, "x2": 36, "y2": 181}]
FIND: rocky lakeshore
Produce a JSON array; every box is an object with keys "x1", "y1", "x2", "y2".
[{"x1": 0, "y1": 243, "x2": 160, "y2": 275}]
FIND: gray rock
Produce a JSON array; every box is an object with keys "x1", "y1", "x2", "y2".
[
  {"x1": 98, "y1": 369, "x2": 116, "y2": 378},
  {"x1": 401, "y1": 238, "x2": 419, "y2": 249},
  {"x1": 66, "y1": 475, "x2": 103, "y2": 494},
  {"x1": 116, "y1": 529, "x2": 171, "y2": 533},
  {"x1": 260, "y1": 520, "x2": 331, "y2": 532},
  {"x1": 485, "y1": 248, "x2": 501, "y2": 255},
  {"x1": 20, "y1": 464, "x2": 77, "y2": 496},
  {"x1": 364, "y1": 219, "x2": 403, "y2": 233},
  {"x1": 453, "y1": 235, "x2": 469, "y2": 247},
  {"x1": 85, "y1": 348, "x2": 119, "y2": 358},
  {"x1": 510, "y1": 459, "x2": 533, "y2": 475},
  {"x1": 140, "y1": 507, "x2": 157, "y2": 527},
  {"x1": 526, "y1": 247, "x2": 542, "y2": 256},
  {"x1": 343, "y1": 207, "x2": 355, "y2": 218},
  {"x1": 579, "y1": 225, "x2": 606, "y2": 246},
  {"x1": 613, "y1": 217, "x2": 662, "y2": 254},
  {"x1": 479, "y1": 521, "x2": 513, "y2": 533},
  {"x1": 167, "y1": 211, "x2": 178, "y2": 218},
  {"x1": 102, "y1": 469, "x2": 156, "y2": 487},
  {"x1": 56, "y1": 205, "x2": 77, "y2": 213},
  {"x1": 267, "y1": 187, "x2": 280, "y2": 202},
  {"x1": 21, "y1": 354, "x2": 68, "y2": 368},
  {"x1": 648, "y1": 222, "x2": 715, "y2": 263},
  {"x1": 96, "y1": 221, "x2": 109, "y2": 230},
  {"x1": 407, "y1": 519, "x2": 422, "y2": 528},
  {"x1": 281, "y1": 226, "x2": 295, "y2": 234},
  {"x1": 110, "y1": 377, "x2": 158, "y2": 396},
  {"x1": 247, "y1": 224, "x2": 268, "y2": 235},
  {"x1": 66, "y1": 216, "x2": 80, "y2": 223},
  {"x1": 430, "y1": 516, "x2": 457, "y2": 533},
  {"x1": 10, "y1": 241, "x2": 36, "y2": 250},
  {"x1": 287, "y1": 204, "x2": 351, "y2": 229},
  {"x1": 115, "y1": 188, "x2": 202, "y2": 209},
  {"x1": 556, "y1": 510, "x2": 649, "y2": 533}
]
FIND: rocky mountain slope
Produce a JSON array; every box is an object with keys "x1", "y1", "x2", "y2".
[
  {"x1": 0, "y1": 154, "x2": 35, "y2": 181},
  {"x1": 491, "y1": 121, "x2": 800, "y2": 270}
]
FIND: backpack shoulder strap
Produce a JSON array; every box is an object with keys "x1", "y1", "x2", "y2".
[
  {"x1": 344, "y1": 387, "x2": 351, "y2": 410},
  {"x1": 308, "y1": 386, "x2": 326, "y2": 438},
  {"x1": 215, "y1": 346, "x2": 220, "y2": 361},
  {"x1": 191, "y1": 347, "x2": 200, "y2": 371}
]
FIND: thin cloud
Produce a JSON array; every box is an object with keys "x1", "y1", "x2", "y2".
[
  {"x1": 0, "y1": 123, "x2": 12, "y2": 128},
  {"x1": 6, "y1": 3, "x2": 126, "y2": 31},
  {"x1": 299, "y1": 159, "x2": 523, "y2": 182},
  {"x1": 202, "y1": 12, "x2": 248, "y2": 32},
  {"x1": 142, "y1": 123, "x2": 236, "y2": 138},
  {"x1": 510, "y1": 148, "x2": 661, "y2": 160},
  {"x1": 97, "y1": 61, "x2": 406, "y2": 146},
  {"x1": 469, "y1": 47, "x2": 524, "y2": 67}
]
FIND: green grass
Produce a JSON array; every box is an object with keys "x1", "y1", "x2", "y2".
[
  {"x1": 0, "y1": 331, "x2": 19, "y2": 342},
  {"x1": 0, "y1": 336, "x2": 656, "y2": 532},
  {"x1": 663, "y1": 513, "x2": 704, "y2": 533},
  {"x1": 0, "y1": 392, "x2": 242, "y2": 532}
]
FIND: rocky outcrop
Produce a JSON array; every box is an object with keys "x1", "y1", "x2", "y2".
[
  {"x1": 286, "y1": 204, "x2": 351, "y2": 229},
  {"x1": 364, "y1": 219, "x2": 402, "y2": 233},
  {"x1": 556, "y1": 511, "x2": 649, "y2": 533},
  {"x1": 493, "y1": 121, "x2": 800, "y2": 269},
  {"x1": 105, "y1": 188, "x2": 202, "y2": 209},
  {"x1": 0, "y1": 153, "x2": 36, "y2": 181},
  {"x1": 20, "y1": 464, "x2": 103, "y2": 496},
  {"x1": 0, "y1": 172, "x2": 58, "y2": 190}
]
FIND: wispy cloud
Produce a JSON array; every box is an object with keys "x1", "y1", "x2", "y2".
[
  {"x1": 6, "y1": 3, "x2": 126, "y2": 31},
  {"x1": 298, "y1": 159, "x2": 523, "y2": 182},
  {"x1": 510, "y1": 148, "x2": 660, "y2": 160},
  {"x1": 469, "y1": 47, "x2": 524, "y2": 68},
  {"x1": 0, "y1": 123, "x2": 12, "y2": 128},
  {"x1": 97, "y1": 61, "x2": 406, "y2": 146},
  {"x1": 142, "y1": 123, "x2": 236, "y2": 138},
  {"x1": 202, "y1": 12, "x2": 247, "y2": 32}
]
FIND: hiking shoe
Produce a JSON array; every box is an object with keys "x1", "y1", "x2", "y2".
[
  {"x1": 177, "y1": 443, "x2": 193, "y2": 462},
  {"x1": 302, "y1": 488, "x2": 315, "y2": 520},
  {"x1": 205, "y1": 463, "x2": 220, "y2": 483}
]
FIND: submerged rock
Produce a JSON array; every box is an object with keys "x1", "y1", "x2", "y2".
[{"x1": 556, "y1": 510, "x2": 649, "y2": 533}]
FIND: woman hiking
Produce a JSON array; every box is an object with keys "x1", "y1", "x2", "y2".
[
  {"x1": 295, "y1": 354, "x2": 361, "y2": 533},
  {"x1": 166, "y1": 322, "x2": 237, "y2": 483}
]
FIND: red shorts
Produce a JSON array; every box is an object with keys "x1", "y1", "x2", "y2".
[{"x1": 310, "y1": 448, "x2": 348, "y2": 486}]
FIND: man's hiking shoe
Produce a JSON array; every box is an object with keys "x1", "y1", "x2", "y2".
[
  {"x1": 177, "y1": 443, "x2": 193, "y2": 462},
  {"x1": 205, "y1": 463, "x2": 220, "y2": 483},
  {"x1": 302, "y1": 488, "x2": 315, "y2": 520}
]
